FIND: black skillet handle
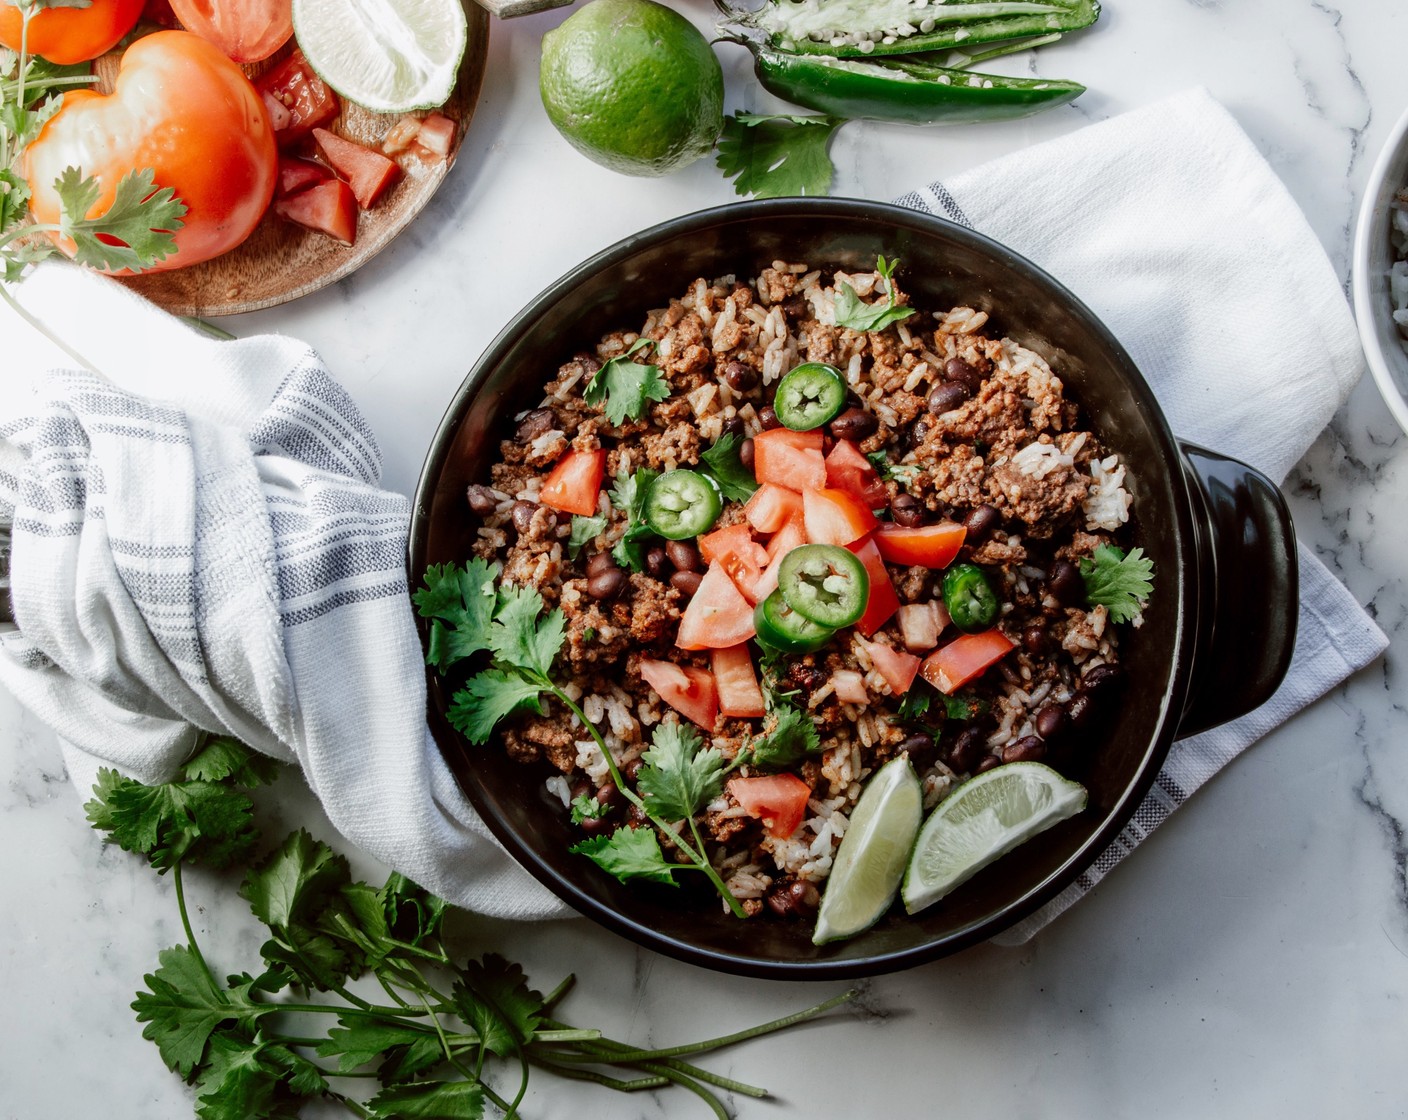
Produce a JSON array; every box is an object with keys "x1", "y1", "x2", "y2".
[{"x1": 1175, "y1": 443, "x2": 1298, "y2": 738}]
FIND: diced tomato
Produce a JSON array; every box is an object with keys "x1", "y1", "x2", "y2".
[
  {"x1": 676, "y1": 563, "x2": 757, "y2": 649},
  {"x1": 921, "y1": 629, "x2": 1016, "y2": 694},
  {"x1": 744, "y1": 483, "x2": 804, "y2": 535},
  {"x1": 754, "y1": 515, "x2": 807, "y2": 602},
  {"x1": 313, "y1": 128, "x2": 402, "y2": 209},
  {"x1": 752, "y1": 428, "x2": 826, "y2": 491},
  {"x1": 825, "y1": 439, "x2": 888, "y2": 509},
  {"x1": 273, "y1": 179, "x2": 357, "y2": 245},
  {"x1": 727, "y1": 774, "x2": 813, "y2": 839},
  {"x1": 639, "y1": 659, "x2": 718, "y2": 730},
  {"x1": 415, "y1": 112, "x2": 456, "y2": 158},
  {"x1": 803, "y1": 487, "x2": 878, "y2": 547},
  {"x1": 276, "y1": 156, "x2": 330, "y2": 198},
  {"x1": 698, "y1": 523, "x2": 768, "y2": 603},
  {"x1": 539, "y1": 449, "x2": 605, "y2": 517},
  {"x1": 830, "y1": 669, "x2": 869, "y2": 705},
  {"x1": 254, "y1": 50, "x2": 339, "y2": 148},
  {"x1": 874, "y1": 521, "x2": 967, "y2": 569},
  {"x1": 847, "y1": 538, "x2": 900, "y2": 637},
  {"x1": 710, "y1": 645, "x2": 766, "y2": 719},
  {"x1": 858, "y1": 637, "x2": 921, "y2": 696}
]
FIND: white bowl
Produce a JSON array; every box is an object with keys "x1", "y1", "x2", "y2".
[{"x1": 1353, "y1": 100, "x2": 1408, "y2": 436}]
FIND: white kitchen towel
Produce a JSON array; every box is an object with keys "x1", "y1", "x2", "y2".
[
  {"x1": 891, "y1": 86, "x2": 1389, "y2": 943},
  {"x1": 0, "y1": 86, "x2": 1389, "y2": 940}
]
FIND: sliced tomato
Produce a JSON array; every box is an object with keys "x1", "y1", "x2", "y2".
[
  {"x1": 921, "y1": 629, "x2": 1016, "y2": 694},
  {"x1": 313, "y1": 128, "x2": 402, "y2": 209},
  {"x1": 276, "y1": 156, "x2": 331, "y2": 198},
  {"x1": 0, "y1": 0, "x2": 143, "y2": 64},
  {"x1": 727, "y1": 774, "x2": 812, "y2": 839},
  {"x1": 803, "y1": 487, "x2": 878, "y2": 547},
  {"x1": 825, "y1": 439, "x2": 888, "y2": 509},
  {"x1": 755, "y1": 515, "x2": 808, "y2": 602},
  {"x1": 539, "y1": 449, "x2": 606, "y2": 517},
  {"x1": 273, "y1": 179, "x2": 357, "y2": 245},
  {"x1": 676, "y1": 563, "x2": 758, "y2": 650},
  {"x1": 415, "y1": 112, "x2": 456, "y2": 157},
  {"x1": 744, "y1": 483, "x2": 804, "y2": 534},
  {"x1": 254, "y1": 49, "x2": 339, "y2": 149},
  {"x1": 169, "y1": 0, "x2": 292, "y2": 62},
  {"x1": 874, "y1": 521, "x2": 967, "y2": 569},
  {"x1": 752, "y1": 428, "x2": 826, "y2": 491},
  {"x1": 847, "y1": 538, "x2": 900, "y2": 637},
  {"x1": 858, "y1": 637, "x2": 921, "y2": 696},
  {"x1": 710, "y1": 645, "x2": 766, "y2": 719},
  {"x1": 639, "y1": 659, "x2": 718, "y2": 730},
  {"x1": 698, "y1": 523, "x2": 768, "y2": 603}
]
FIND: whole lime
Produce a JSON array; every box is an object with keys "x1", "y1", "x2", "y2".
[{"x1": 539, "y1": 0, "x2": 725, "y2": 177}]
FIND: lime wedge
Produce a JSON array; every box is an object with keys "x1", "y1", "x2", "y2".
[
  {"x1": 902, "y1": 761, "x2": 1086, "y2": 915},
  {"x1": 291, "y1": 0, "x2": 468, "y2": 114},
  {"x1": 812, "y1": 757, "x2": 922, "y2": 946}
]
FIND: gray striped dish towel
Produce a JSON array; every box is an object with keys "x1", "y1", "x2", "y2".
[{"x1": 894, "y1": 87, "x2": 1388, "y2": 942}]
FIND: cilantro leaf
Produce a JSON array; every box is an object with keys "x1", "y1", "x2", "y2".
[
  {"x1": 716, "y1": 112, "x2": 843, "y2": 199},
  {"x1": 743, "y1": 703, "x2": 821, "y2": 770},
  {"x1": 86, "y1": 769, "x2": 257, "y2": 872},
  {"x1": 366, "y1": 1081, "x2": 484, "y2": 1120},
  {"x1": 608, "y1": 467, "x2": 660, "y2": 572},
  {"x1": 1079, "y1": 543, "x2": 1155, "y2": 624},
  {"x1": 699, "y1": 431, "x2": 758, "y2": 501},
  {"x1": 447, "y1": 670, "x2": 545, "y2": 744},
  {"x1": 584, "y1": 337, "x2": 670, "y2": 425},
  {"x1": 571, "y1": 826, "x2": 679, "y2": 887},
  {"x1": 317, "y1": 1017, "x2": 443, "y2": 1082},
  {"x1": 192, "y1": 1033, "x2": 284, "y2": 1120},
  {"x1": 262, "y1": 1041, "x2": 329, "y2": 1098},
  {"x1": 131, "y1": 946, "x2": 267, "y2": 1078},
  {"x1": 834, "y1": 255, "x2": 916, "y2": 332},
  {"x1": 570, "y1": 793, "x2": 608, "y2": 823},
  {"x1": 636, "y1": 722, "x2": 725, "y2": 821},
  {"x1": 54, "y1": 165, "x2": 186, "y2": 273},
  {"x1": 414, "y1": 559, "x2": 500, "y2": 671},
  {"x1": 180, "y1": 736, "x2": 280, "y2": 788},
  {"x1": 489, "y1": 584, "x2": 565, "y2": 677},
  {"x1": 567, "y1": 513, "x2": 608, "y2": 559},
  {"x1": 379, "y1": 872, "x2": 449, "y2": 948},
  {"x1": 241, "y1": 828, "x2": 349, "y2": 931},
  {"x1": 866, "y1": 449, "x2": 920, "y2": 487},
  {"x1": 452, "y1": 954, "x2": 545, "y2": 1058}
]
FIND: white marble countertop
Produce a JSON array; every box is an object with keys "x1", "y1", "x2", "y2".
[{"x1": 5, "y1": 1, "x2": 1408, "y2": 1117}]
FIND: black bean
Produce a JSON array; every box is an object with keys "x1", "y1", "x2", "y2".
[
  {"x1": 1065, "y1": 690, "x2": 1096, "y2": 730},
  {"x1": 945, "y1": 357, "x2": 984, "y2": 391},
  {"x1": 757, "y1": 404, "x2": 781, "y2": 430},
  {"x1": 515, "y1": 408, "x2": 556, "y2": 442},
  {"x1": 723, "y1": 360, "x2": 758, "y2": 393},
  {"x1": 666, "y1": 540, "x2": 702, "y2": 573},
  {"x1": 595, "y1": 782, "x2": 623, "y2": 810},
  {"x1": 670, "y1": 570, "x2": 703, "y2": 597},
  {"x1": 782, "y1": 295, "x2": 809, "y2": 318},
  {"x1": 465, "y1": 484, "x2": 498, "y2": 517},
  {"x1": 626, "y1": 804, "x2": 649, "y2": 828},
  {"x1": 1047, "y1": 559, "x2": 1083, "y2": 606},
  {"x1": 720, "y1": 415, "x2": 746, "y2": 439},
  {"x1": 739, "y1": 437, "x2": 755, "y2": 471},
  {"x1": 1035, "y1": 704, "x2": 1066, "y2": 741},
  {"x1": 976, "y1": 754, "x2": 1002, "y2": 773},
  {"x1": 569, "y1": 779, "x2": 593, "y2": 803},
  {"x1": 1081, "y1": 663, "x2": 1124, "y2": 694},
  {"x1": 510, "y1": 500, "x2": 539, "y2": 536},
  {"x1": 644, "y1": 546, "x2": 671, "y2": 580},
  {"x1": 962, "y1": 503, "x2": 1001, "y2": 545},
  {"x1": 765, "y1": 879, "x2": 820, "y2": 919},
  {"x1": 891, "y1": 493, "x2": 927, "y2": 528},
  {"x1": 1002, "y1": 736, "x2": 1047, "y2": 764},
  {"x1": 1022, "y1": 625, "x2": 1049, "y2": 655},
  {"x1": 927, "y1": 381, "x2": 969, "y2": 415},
  {"x1": 587, "y1": 551, "x2": 618, "y2": 578},
  {"x1": 829, "y1": 406, "x2": 878, "y2": 442},
  {"x1": 623, "y1": 757, "x2": 645, "y2": 784},
  {"x1": 946, "y1": 726, "x2": 985, "y2": 774},
  {"x1": 579, "y1": 814, "x2": 614, "y2": 838},
  {"x1": 587, "y1": 567, "x2": 627, "y2": 601},
  {"x1": 899, "y1": 733, "x2": 935, "y2": 763},
  {"x1": 909, "y1": 418, "x2": 931, "y2": 448}
]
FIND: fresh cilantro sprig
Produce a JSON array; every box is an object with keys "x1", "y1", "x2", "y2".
[
  {"x1": 734, "y1": 702, "x2": 821, "y2": 771},
  {"x1": 866, "y1": 449, "x2": 922, "y2": 488},
  {"x1": 566, "y1": 513, "x2": 607, "y2": 559},
  {"x1": 716, "y1": 112, "x2": 844, "y2": 199},
  {"x1": 583, "y1": 337, "x2": 670, "y2": 426},
  {"x1": 415, "y1": 562, "x2": 748, "y2": 917},
  {"x1": 698, "y1": 430, "x2": 758, "y2": 502},
  {"x1": 1079, "y1": 543, "x2": 1155, "y2": 624},
  {"x1": 87, "y1": 734, "x2": 855, "y2": 1118},
  {"x1": 834, "y1": 255, "x2": 916, "y2": 333},
  {"x1": 608, "y1": 466, "x2": 659, "y2": 572}
]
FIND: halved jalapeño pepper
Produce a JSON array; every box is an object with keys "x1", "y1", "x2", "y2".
[
  {"x1": 755, "y1": 589, "x2": 836, "y2": 653},
  {"x1": 774, "y1": 362, "x2": 847, "y2": 430},
  {"x1": 726, "y1": 0, "x2": 1100, "y2": 59},
  {"x1": 644, "y1": 469, "x2": 722, "y2": 540},
  {"x1": 748, "y1": 46, "x2": 1085, "y2": 125},
  {"x1": 777, "y1": 543, "x2": 870, "y2": 629}
]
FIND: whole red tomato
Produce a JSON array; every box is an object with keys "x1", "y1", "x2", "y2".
[
  {"x1": 0, "y1": 0, "x2": 144, "y2": 64},
  {"x1": 168, "y1": 0, "x2": 293, "y2": 63},
  {"x1": 23, "y1": 30, "x2": 278, "y2": 274}
]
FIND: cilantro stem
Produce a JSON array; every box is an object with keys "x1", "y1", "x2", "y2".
[
  {"x1": 181, "y1": 316, "x2": 235, "y2": 341},
  {"x1": 172, "y1": 863, "x2": 222, "y2": 999},
  {"x1": 637, "y1": 1065, "x2": 731, "y2": 1120},
  {"x1": 541, "y1": 974, "x2": 576, "y2": 1011},
  {"x1": 0, "y1": 280, "x2": 101, "y2": 373},
  {"x1": 530, "y1": 1058, "x2": 671, "y2": 1091},
  {"x1": 329, "y1": 1091, "x2": 373, "y2": 1118}
]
